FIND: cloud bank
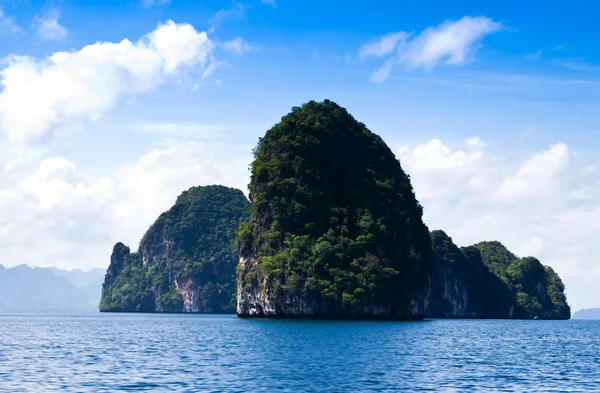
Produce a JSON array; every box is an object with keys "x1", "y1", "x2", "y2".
[{"x1": 397, "y1": 137, "x2": 599, "y2": 311}]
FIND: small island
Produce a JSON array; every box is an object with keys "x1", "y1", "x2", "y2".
[
  {"x1": 100, "y1": 185, "x2": 250, "y2": 313},
  {"x1": 100, "y1": 100, "x2": 570, "y2": 320}
]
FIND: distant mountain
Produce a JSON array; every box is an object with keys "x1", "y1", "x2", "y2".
[
  {"x1": 573, "y1": 308, "x2": 600, "y2": 320},
  {"x1": 47, "y1": 267, "x2": 105, "y2": 307},
  {"x1": 48, "y1": 267, "x2": 105, "y2": 289},
  {"x1": 81, "y1": 276, "x2": 104, "y2": 307},
  {"x1": 0, "y1": 264, "x2": 94, "y2": 312}
]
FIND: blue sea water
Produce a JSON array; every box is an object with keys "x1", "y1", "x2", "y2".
[{"x1": 0, "y1": 314, "x2": 598, "y2": 392}]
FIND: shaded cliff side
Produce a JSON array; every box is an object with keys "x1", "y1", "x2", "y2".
[
  {"x1": 427, "y1": 231, "x2": 570, "y2": 320},
  {"x1": 237, "y1": 99, "x2": 431, "y2": 319},
  {"x1": 100, "y1": 185, "x2": 250, "y2": 313}
]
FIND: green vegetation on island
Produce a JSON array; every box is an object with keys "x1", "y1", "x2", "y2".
[
  {"x1": 237, "y1": 99, "x2": 432, "y2": 318},
  {"x1": 475, "y1": 241, "x2": 569, "y2": 318},
  {"x1": 100, "y1": 185, "x2": 250, "y2": 313},
  {"x1": 428, "y1": 231, "x2": 570, "y2": 319}
]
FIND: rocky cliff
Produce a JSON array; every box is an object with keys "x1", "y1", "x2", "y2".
[
  {"x1": 236, "y1": 99, "x2": 431, "y2": 319},
  {"x1": 426, "y1": 231, "x2": 570, "y2": 320},
  {"x1": 100, "y1": 185, "x2": 250, "y2": 313}
]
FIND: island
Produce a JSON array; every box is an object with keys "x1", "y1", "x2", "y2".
[
  {"x1": 100, "y1": 185, "x2": 250, "y2": 313},
  {"x1": 100, "y1": 99, "x2": 570, "y2": 320}
]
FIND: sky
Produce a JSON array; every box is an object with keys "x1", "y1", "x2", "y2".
[{"x1": 0, "y1": 0, "x2": 599, "y2": 312}]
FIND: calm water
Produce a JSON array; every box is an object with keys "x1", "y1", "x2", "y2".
[{"x1": 0, "y1": 314, "x2": 598, "y2": 392}]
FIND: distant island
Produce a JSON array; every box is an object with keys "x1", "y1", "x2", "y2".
[
  {"x1": 100, "y1": 99, "x2": 570, "y2": 320},
  {"x1": 572, "y1": 308, "x2": 600, "y2": 320}
]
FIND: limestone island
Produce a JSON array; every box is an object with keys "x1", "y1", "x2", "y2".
[{"x1": 101, "y1": 100, "x2": 570, "y2": 320}]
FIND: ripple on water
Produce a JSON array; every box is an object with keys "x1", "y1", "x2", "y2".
[{"x1": 0, "y1": 314, "x2": 598, "y2": 392}]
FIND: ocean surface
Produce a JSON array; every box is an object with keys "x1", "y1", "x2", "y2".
[{"x1": 0, "y1": 314, "x2": 598, "y2": 392}]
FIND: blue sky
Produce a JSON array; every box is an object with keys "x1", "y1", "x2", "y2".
[
  {"x1": 0, "y1": 0, "x2": 600, "y2": 311},
  {"x1": 4, "y1": 0, "x2": 600, "y2": 155}
]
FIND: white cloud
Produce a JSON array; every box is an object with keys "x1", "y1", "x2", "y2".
[
  {"x1": 17, "y1": 157, "x2": 114, "y2": 211},
  {"x1": 359, "y1": 32, "x2": 409, "y2": 59},
  {"x1": 498, "y1": 143, "x2": 569, "y2": 201},
  {"x1": 0, "y1": 140, "x2": 252, "y2": 271},
  {"x1": 0, "y1": 20, "x2": 216, "y2": 149},
  {"x1": 223, "y1": 37, "x2": 251, "y2": 54},
  {"x1": 0, "y1": 20, "x2": 252, "y2": 271},
  {"x1": 0, "y1": 9, "x2": 22, "y2": 34},
  {"x1": 397, "y1": 137, "x2": 600, "y2": 311},
  {"x1": 104, "y1": 140, "x2": 251, "y2": 246},
  {"x1": 34, "y1": 11, "x2": 67, "y2": 41},
  {"x1": 369, "y1": 59, "x2": 394, "y2": 84},
  {"x1": 201, "y1": 60, "x2": 228, "y2": 80},
  {"x1": 361, "y1": 16, "x2": 502, "y2": 82},
  {"x1": 399, "y1": 16, "x2": 502, "y2": 69}
]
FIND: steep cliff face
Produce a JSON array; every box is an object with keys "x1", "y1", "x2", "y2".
[
  {"x1": 426, "y1": 231, "x2": 570, "y2": 320},
  {"x1": 426, "y1": 231, "x2": 514, "y2": 318},
  {"x1": 102, "y1": 242, "x2": 128, "y2": 290},
  {"x1": 237, "y1": 256, "x2": 426, "y2": 318},
  {"x1": 100, "y1": 185, "x2": 250, "y2": 313},
  {"x1": 237, "y1": 256, "x2": 320, "y2": 317},
  {"x1": 99, "y1": 245, "x2": 153, "y2": 312},
  {"x1": 237, "y1": 100, "x2": 431, "y2": 319}
]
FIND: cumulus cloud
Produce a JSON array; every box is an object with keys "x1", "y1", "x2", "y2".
[
  {"x1": 17, "y1": 157, "x2": 113, "y2": 211},
  {"x1": 361, "y1": 16, "x2": 502, "y2": 83},
  {"x1": 0, "y1": 140, "x2": 252, "y2": 271},
  {"x1": 34, "y1": 11, "x2": 67, "y2": 41},
  {"x1": 397, "y1": 137, "x2": 600, "y2": 311},
  {"x1": 104, "y1": 140, "x2": 251, "y2": 245},
  {"x1": 498, "y1": 143, "x2": 570, "y2": 201},
  {"x1": 0, "y1": 20, "x2": 217, "y2": 148}
]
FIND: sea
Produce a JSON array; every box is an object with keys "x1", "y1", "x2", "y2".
[{"x1": 0, "y1": 314, "x2": 598, "y2": 392}]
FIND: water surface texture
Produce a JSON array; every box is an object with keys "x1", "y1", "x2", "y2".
[{"x1": 0, "y1": 314, "x2": 598, "y2": 392}]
